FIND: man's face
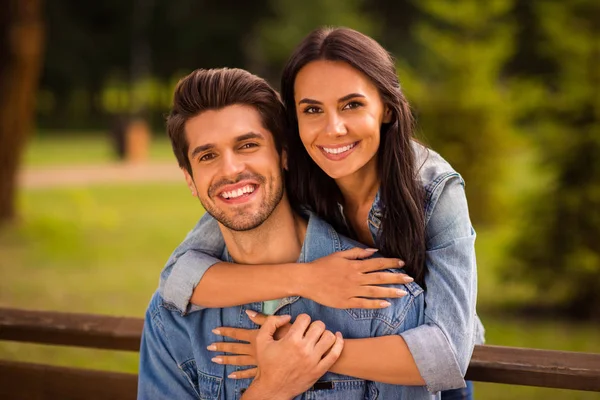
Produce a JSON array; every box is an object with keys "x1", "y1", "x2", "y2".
[{"x1": 183, "y1": 104, "x2": 285, "y2": 231}]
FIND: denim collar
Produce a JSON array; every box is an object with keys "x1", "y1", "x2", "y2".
[{"x1": 222, "y1": 211, "x2": 342, "y2": 263}]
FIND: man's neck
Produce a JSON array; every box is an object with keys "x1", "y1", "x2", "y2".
[{"x1": 219, "y1": 195, "x2": 307, "y2": 265}]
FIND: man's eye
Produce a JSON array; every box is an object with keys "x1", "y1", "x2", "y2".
[
  {"x1": 343, "y1": 101, "x2": 363, "y2": 110},
  {"x1": 240, "y1": 142, "x2": 258, "y2": 150},
  {"x1": 199, "y1": 153, "x2": 215, "y2": 162},
  {"x1": 303, "y1": 106, "x2": 321, "y2": 114}
]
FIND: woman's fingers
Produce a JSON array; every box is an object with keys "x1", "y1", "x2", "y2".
[
  {"x1": 359, "y1": 257, "x2": 405, "y2": 272},
  {"x1": 213, "y1": 326, "x2": 257, "y2": 343},
  {"x1": 360, "y1": 272, "x2": 413, "y2": 285},
  {"x1": 356, "y1": 285, "x2": 408, "y2": 299},
  {"x1": 336, "y1": 247, "x2": 379, "y2": 260},
  {"x1": 245, "y1": 310, "x2": 268, "y2": 325},
  {"x1": 212, "y1": 354, "x2": 256, "y2": 366},
  {"x1": 207, "y1": 342, "x2": 253, "y2": 355},
  {"x1": 228, "y1": 367, "x2": 258, "y2": 380}
]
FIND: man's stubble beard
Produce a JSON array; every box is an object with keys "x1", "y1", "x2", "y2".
[{"x1": 197, "y1": 173, "x2": 285, "y2": 232}]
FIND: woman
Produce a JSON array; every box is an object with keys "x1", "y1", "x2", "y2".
[{"x1": 160, "y1": 27, "x2": 483, "y2": 399}]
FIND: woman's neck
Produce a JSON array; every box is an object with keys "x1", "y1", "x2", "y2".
[{"x1": 335, "y1": 156, "x2": 380, "y2": 212}]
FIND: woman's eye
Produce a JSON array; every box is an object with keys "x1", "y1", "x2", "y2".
[
  {"x1": 303, "y1": 106, "x2": 321, "y2": 114},
  {"x1": 343, "y1": 101, "x2": 363, "y2": 110},
  {"x1": 199, "y1": 153, "x2": 215, "y2": 162}
]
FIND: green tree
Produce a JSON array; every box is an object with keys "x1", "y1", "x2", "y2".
[
  {"x1": 510, "y1": 0, "x2": 600, "y2": 319},
  {"x1": 249, "y1": 0, "x2": 377, "y2": 84},
  {"x1": 405, "y1": 0, "x2": 516, "y2": 225},
  {"x1": 0, "y1": 0, "x2": 44, "y2": 224}
]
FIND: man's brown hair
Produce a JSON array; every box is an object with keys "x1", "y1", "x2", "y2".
[{"x1": 167, "y1": 68, "x2": 286, "y2": 175}]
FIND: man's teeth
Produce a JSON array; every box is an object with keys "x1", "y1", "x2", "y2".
[
  {"x1": 322, "y1": 143, "x2": 356, "y2": 154},
  {"x1": 221, "y1": 185, "x2": 255, "y2": 199}
]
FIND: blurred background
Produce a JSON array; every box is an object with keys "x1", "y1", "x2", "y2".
[{"x1": 0, "y1": 0, "x2": 598, "y2": 399}]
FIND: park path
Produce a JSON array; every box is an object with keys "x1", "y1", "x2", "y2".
[{"x1": 19, "y1": 162, "x2": 182, "y2": 189}]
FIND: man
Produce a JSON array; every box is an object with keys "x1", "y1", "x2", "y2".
[{"x1": 138, "y1": 68, "x2": 425, "y2": 399}]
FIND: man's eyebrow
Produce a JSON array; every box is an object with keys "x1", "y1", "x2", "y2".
[
  {"x1": 190, "y1": 143, "x2": 214, "y2": 159},
  {"x1": 298, "y1": 93, "x2": 366, "y2": 105},
  {"x1": 236, "y1": 132, "x2": 266, "y2": 142}
]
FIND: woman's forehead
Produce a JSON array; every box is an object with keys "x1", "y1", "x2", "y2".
[{"x1": 294, "y1": 60, "x2": 378, "y2": 99}]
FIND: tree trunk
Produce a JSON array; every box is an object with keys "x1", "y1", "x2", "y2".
[{"x1": 0, "y1": 0, "x2": 44, "y2": 224}]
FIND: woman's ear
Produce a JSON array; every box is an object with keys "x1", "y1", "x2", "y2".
[
  {"x1": 182, "y1": 168, "x2": 197, "y2": 196},
  {"x1": 383, "y1": 106, "x2": 393, "y2": 123}
]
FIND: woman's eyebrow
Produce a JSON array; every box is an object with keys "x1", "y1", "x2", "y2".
[{"x1": 298, "y1": 93, "x2": 366, "y2": 106}]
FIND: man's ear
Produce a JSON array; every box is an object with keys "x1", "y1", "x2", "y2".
[
  {"x1": 383, "y1": 106, "x2": 393, "y2": 123},
  {"x1": 182, "y1": 168, "x2": 197, "y2": 197},
  {"x1": 281, "y1": 149, "x2": 289, "y2": 171}
]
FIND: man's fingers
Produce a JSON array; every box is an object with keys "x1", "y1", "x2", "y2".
[
  {"x1": 336, "y1": 247, "x2": 378, "y2": 260},
  {"x1": 286, "y1": 313, "x2": 312, "y2": 338},
  {"x1": 229, "y1": 367, "x2": 258, "y2": 380},
  {"x1": 213, "y1": 327, "x2": 255, "y2": 343},
  {"x1": 313, "y1": 330, "x2": 337, "y2": 356},
  {"x1": 257, "y1": 315, "x2": 292, "y2": 343},
  {"x1": 303, "y1": 320, "x2": 326, "y2": 346},
  {"x1": 346, "y1": 298, "x2": 391, "y2": 309},
  {"x1": 361, "y1": 272, "x2": 414, "y2": 286},
  {"x1": 212, "y1": 354, "x2": 256, "y2": 366},
  {"x1": 245, "y1": 310, "x2": 268, "y2": 326},
  {"x1": 207, "y1": 342, "x2": 253, "y2": 356},
  {"x1": 359, "y1": 257, "x2": 404, "y2": 272},
  {"x1": 317, "y1": 332, "x2": 344, "y2": 372},
  {"x1": 356, "y1": 285, "x2": 407, "y2": 299}
]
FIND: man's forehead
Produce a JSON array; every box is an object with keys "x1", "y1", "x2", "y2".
[{"x1": 185, "y1": 105, "x2": 273, "y2": 147}]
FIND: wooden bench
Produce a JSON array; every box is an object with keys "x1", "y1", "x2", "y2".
[{"x1": 1, "y1": 307, "x2": 599, "y2": 399}]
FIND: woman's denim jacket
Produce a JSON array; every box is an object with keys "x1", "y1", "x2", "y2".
[
  {"x1": 159, "y1": 142, "x2": 485, "y2": 393},
  {"x1": 140, "y1": 213, "x2": 428, "y2": 399}
]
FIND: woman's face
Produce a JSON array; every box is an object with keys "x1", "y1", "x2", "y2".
[{"x1": 294, "y1": 60, "x2": 391, "y2": 180}]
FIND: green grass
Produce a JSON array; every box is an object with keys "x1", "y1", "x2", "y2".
[{"x1": 24, "y1": 131, "x2": 175, "y2": 166}]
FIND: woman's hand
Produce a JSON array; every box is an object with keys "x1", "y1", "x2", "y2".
[
  {"x1": 296, "y1": 248, "x2": 413, "y2": 309},
  {"x1": 209, "y1": 310, "x2": 291, "y2": 379}
]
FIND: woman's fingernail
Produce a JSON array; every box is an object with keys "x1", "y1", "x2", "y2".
[
  {"x1": 365, "y1": 248, "x2": 378, "y2": 252},
  {"x1": 398, "y1": 260, "x2": 405, "y2": 267},
  {"x1": 212, "y1": 328, "x2": 221, "y2": 335},
  {"x1": 211, "y1": 357, "x2": 223, "y2": 364},
  {"x1": 404, "y1": 276, "x2": 414, "y2": 282},
  {"x1": 397, "y1": 289, "x2": 408, "y2": 296},
  {"x1": 207, "y1": 344, "x2": 216, "y2": 351},
  {"x1": 380, "y1": 301, "x2": 391, "y2": 307},
  {"x1": 228, "y1": 373, "x2": 237, "y2": 378},
  {"x1": 245, "y1": 310, "x2": 257, "y2": 318}
]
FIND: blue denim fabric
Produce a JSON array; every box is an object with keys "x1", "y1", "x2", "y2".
[
  {"x1": 158, "y1": 141, "x2": 485, "y2": 393},
  {"x1": 139, "y1": 213, "x2": 429, "y2": 399}
]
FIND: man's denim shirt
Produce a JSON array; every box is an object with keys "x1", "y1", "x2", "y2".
[
  {"x1": 159, "y1": 141, "x2": 485, "y2": 393},
  {"x1": 140, "y1": 213, "x2": 428, "y2": 399}
]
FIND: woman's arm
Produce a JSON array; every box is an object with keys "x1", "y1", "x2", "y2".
[{"x1": 160, "y1": 214, "x2": 412, "y2": 313}]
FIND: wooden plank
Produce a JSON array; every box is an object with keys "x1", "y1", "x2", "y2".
[
  {"x1": 2, "y1": 308, "x2": 600, "y2": 391},
  {"x1": 0, "y1": 307, "x2": 142, "y2": 351},
  {"x1": 466, "y1": 345, "x2": 600, "y2": 391},
  {"x1": 0, "y1": 360, "x2": 137, "y2": 400}
]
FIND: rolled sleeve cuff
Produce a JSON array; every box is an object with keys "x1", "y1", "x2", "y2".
[
  {"x1": 161, "y1": 250, "x2": 219, "y2": 315},
  {"x1": 400, "y1": 324, "x2": 466, "y2": 393}
]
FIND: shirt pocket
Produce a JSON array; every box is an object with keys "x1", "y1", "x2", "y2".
[
  {"x1": 305, "y1": 379, "x2": 379, "y2": 400},
  {"x1": 179, "y1": 359, "x2": 223, "y2": 400}
]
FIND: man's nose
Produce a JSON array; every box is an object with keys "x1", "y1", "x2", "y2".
[
  {"x1": 220, "y1": 152, "x2": 245, "y2": 177},
  {"x1": 325, "y1": 113, "x2": 348, "y2": 137}
]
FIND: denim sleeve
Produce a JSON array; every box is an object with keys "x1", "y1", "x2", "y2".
[
  {"x1": 138, "y1": 294, "x2": 199, "y2": 399},
  {"x1": 159, "y1": 212, "x2": 225, "y2": 314},
  {"x1": 399, "y1": 175, "x2": 477, "y2": 393}
]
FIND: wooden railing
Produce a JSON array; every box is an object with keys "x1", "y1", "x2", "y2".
[{"x1": 1, "y1": 307, "x2": 599, "y2": 399}]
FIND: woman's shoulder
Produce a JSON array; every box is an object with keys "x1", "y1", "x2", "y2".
[{"x1": 411, "y1": 140, "x2": 463, "y2": 188}]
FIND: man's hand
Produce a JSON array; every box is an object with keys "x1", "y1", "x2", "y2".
[
  {"x1": 296, "y1": 248, "x2": 413, "y2": 309},
  {"x1": 239, "y1": 314, "x2": 344, "y2": 400}
]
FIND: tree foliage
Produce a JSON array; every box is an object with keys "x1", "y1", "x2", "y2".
[{"x1": 509, "y1": 0, "x2": 600, "y2": 319}]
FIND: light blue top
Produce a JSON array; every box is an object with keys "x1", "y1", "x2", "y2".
[
  {"x1": 159, "y1": 141, "x2": 485, "y2": 393},
  {"x1": 139, "y1": 212, "x2": 428, "y2": 399}
]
